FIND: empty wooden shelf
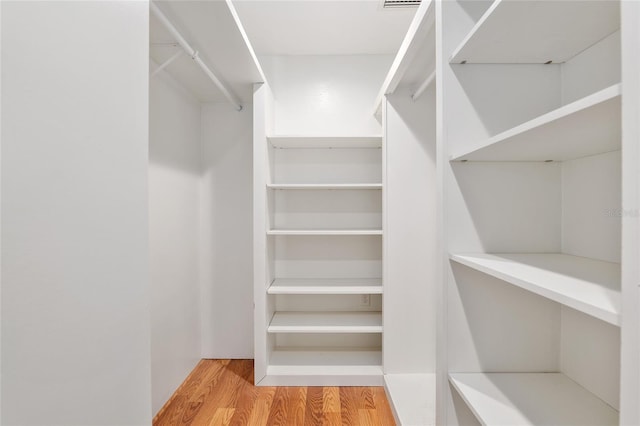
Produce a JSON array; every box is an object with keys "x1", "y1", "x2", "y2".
[
  {"x1": 449, "y1": 373, "x2": 618, "y2": 425},
  {"x1": 450, "y1": 253, "x2": 621, "y2": 326},
  {"x1": 268, "y1": 278, "x2": 383, "y2": 295},
  {"x1": 267, "y1": 311, "x2": 383, "y2": 333},
  {"x1": 450, "y1": 84, "x2": 621, "y2": 162},
  {"x1": 450, "y1": 0, "x2": 620, "y2": 64}
]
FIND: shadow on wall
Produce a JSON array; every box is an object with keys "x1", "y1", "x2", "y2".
[
  {"x1": 449, "y1": 261, "x2": 560, "y2": 372},
  {"x1": 385, "y1": 84, "x2": 437, "y2": 163},
  {"x1": 450, "y1": 161, "x2": 561, "y2": 253},
  {"x1": 200, "y1": 102, "x2": 255, "y2": 358},
  {"x1": 450, "y1": 63, "x2": 561, "y2": 138},
  {"x1": 149, "y1": 73, "x2": 202, "y2": 175}
]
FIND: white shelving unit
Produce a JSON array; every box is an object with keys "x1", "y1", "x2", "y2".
[
  {"x1": 450, "y1": 253, "x2": 621, "y2": 326},
  {"x1": 441, "y1": 0, "x2": 631, "y2": 424},
  {"x1": 268, "y1": 278, "x2": 383, "y2": 295},
  {"x1": 373, "y1": 0, "x2": 440, "y2": 423},
  {"x1": 449, "y1": 373, "x2": 619, "y2": 426},
  {"x1": 254, "y1": 84, "x2": 384, "y2": 386},
  {"x1": 449, "y1": 0, "x2": 620, "y2": 64},
  {"x1": 268, "y1": 312, "x2": 383, "y2": 334},
  {"x1": 267, "y1": 183, "x2": 382, "y2": 190},
  {"x1": 268, "y1": 135, "x2": 382, "y2": 149},
  {"x1": 266, "y1": 229, "x2": 383, "y2": 236},
  {"x1": 384, "y1": 374, "x2": 436, "y2": 426},
  {"x1": 450, "y1": 84, "x2": 621, "y2": 162}
]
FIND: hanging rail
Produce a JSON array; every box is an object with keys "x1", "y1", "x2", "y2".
[
  {"x1": 411, "y1": 70, "x2": 436, "y2": 102},
  {"x1": 150, "y1": 1, "x2": 243, "y2": 111}
]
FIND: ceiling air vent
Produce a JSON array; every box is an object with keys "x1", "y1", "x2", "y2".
[{"x1": 383, "y1": 0, "x2": 421, "y2": 8}]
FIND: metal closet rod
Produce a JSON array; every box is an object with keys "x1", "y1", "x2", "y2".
[
  {"x1": 150, "y1": 1, "x2": 243, "y2": 111},
  {"x1": 412, "y1": 69, "x2": 436, "y2": 102}
]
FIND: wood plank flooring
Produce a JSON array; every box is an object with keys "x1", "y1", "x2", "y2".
[{"x1": 153, "y1": 359, "x2": 396, "y2": 426}]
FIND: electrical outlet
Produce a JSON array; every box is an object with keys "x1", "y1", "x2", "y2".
[{"x1": 360, "y1": 294, "x2": 371, "y2": 306}]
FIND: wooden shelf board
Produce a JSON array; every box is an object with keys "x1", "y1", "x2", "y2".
[
  {"x1": 267, "y1": 229, "x2": 383, "y2": 236},
  {"x1": 269, "y1": 348, "x2": 382, "y2": 375},
  {"x1": 384, "y1": 374, "x2": 436, "y2": 426},
  {"x1": 450, "y1": 253, "x2": 621, "y2": 326},
  {"x1": 449, "y1": 373, "x2": 618, "y2": 426},
  {"x1": 267, "y1": 311, "x2": 383, "y2": 333},
  {"x1": 267, "y1": 135, "x2": 382, "y2": 149},
  {"x1": 450, "y1": 0, "x2": 620, "y2": 64},
  {"x1": 268, "y1": 278, "x2": 383, "y2": 295},
  {"x1": 450, "y1": 84, "x2": 621, "y2": 162},
  {"x1": 267, "y1": 183, "x2": 382, "y2": 190}
]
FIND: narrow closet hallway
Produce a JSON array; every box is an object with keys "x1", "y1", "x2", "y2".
[
  {"x1": 153, "y1": 360, "x2": 395, "y2": 426},
  {"x1": 2, "y1": 0, "x2": 639, "y2": 425}
]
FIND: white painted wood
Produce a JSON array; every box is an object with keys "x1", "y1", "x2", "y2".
[
  {"x1": 267, "y1": 229, "x2": 383, "y2": 236},
  {"x1": 561, "y1": 31, "x2": 621, "y2": 105},
  {"x1": 272, "y1": 147, "x2": 382, "y2": 185},
  {"x1": 447, "y1": 260, "x2": 560, "y2": 373},
  {"x1": 268, "y1": 135, "x2": 382, "y2": 149},
  {"x1": 450, "y1": 84, "x2": 621, "y2": 162},
  {"x1": 384, "y1": 88, "x2": 437, "y2": 374},
  {"x1": 449, "y1": 373, "x2": 619, "y2": 426},
  {"x1": 384, "y1": 374, "x2": 436, "y2": 426},
  {"x1": 561, "y1": 307, "x2": 620, "y2": 410},
  {"x1": 253, "y1": 83, "x2": 270, "y2": 383},
  {"x1": 267, "y1": 363, "x2": 382, "y2": 377},
  {"x1": 260, "y1": 370, "x2": 383, "y2": 387},
  {"x1": 562, "y1": 151, "x2": 621, "y2": 264},
  {"x1": 268, "y1": 312, "x2": 383, "y2": 334},
  {"x1": 274, "y1": 235, "x2": 382, "y2": 279},
  {"x1": 149, "y1": 1, "x2": 263, "y2": 103},
  {"x1": 450, "y1": 253, "x2": 621, "y2": 326},
  {"x1": 447, "y1": 162, "x2": 561, "y2": 253},
  {"x1": 273, "y1": 189, "x2": 382, "y2": 230},
  {"x1": 620, "y1": 2, "x2": 640, "y2": 423},
  {"x1": 450, "y1": 0, "x2": 620, "y2": 64},
  {"x1": 373, "y1": 0, "x2": 435, "y2": 111},
  {"x1": 271, "y1": 348, "x2": 381, "y2": 368},
  {"x1": 233, "y1": 1, "x2": 414, "y2": 56},
  {"x1": 267, "y1": 183, "x2": 382, "y2": 190},
  {"x1": 268, "y1": 278, "x2": 382, "y2": 295}
]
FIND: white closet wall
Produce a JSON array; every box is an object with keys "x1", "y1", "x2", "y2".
[
  {"x1": 1, "y1": 2, "x2": 152, "y2": 424},
  {"x1": 149, "y1": 68, "x2": 202, "y2": 415},
  {"x1": 200, "y1": 102, "x2": 254, "y2": 358},
  {"x1": 260, "y1": 55, "x2": 391, "y2": 135}
]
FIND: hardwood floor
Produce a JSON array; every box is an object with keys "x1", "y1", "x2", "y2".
[{"x1": 153, "y1": 359, "x2": 396, "y2": 426}]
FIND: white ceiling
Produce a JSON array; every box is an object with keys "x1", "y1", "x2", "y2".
[{"x1": 232, "y1": 0, "x2": 417, "y2": 55}]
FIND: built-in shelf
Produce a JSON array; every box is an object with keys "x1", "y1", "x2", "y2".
[
  {"x1": 450, "y1": 84, "x2": 621, "y2": 162},
  {"x1": 450, "y1": 0, "x2": 620, "y2": 64},
  {"x1": 261, "y1": 349, "x2": 383, "y2": 386},
  {"x1": 268, "y1": 278, "x2": 383, "y2": 295},
  {"x1": 450, "y1": 253, "x2": 621, "y2": 326},
  {"x1": 267, "y1": 183, "x2": 382, "y2": 190},
  {"x1": 269, "y1": 348, "x2": 382, "y2": 372},
  {"x1": 268, "y1": 311, "x2": 383, "y2": 333},
  {"x1": 384, "y1": 374, "x2": 436, "y2": 426},
  {"x1": 373, "y1": 0, "x2": 435, "y2": 116},
  {"x1": 267, "y1": 229, "x2": 383, "y2": 236},
  {"x1": 449, "y1": 373, "x2": 619, "y2": 426},
  {"x1": 267, "y1": 135, "x2": 382, "y2": 149}
]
